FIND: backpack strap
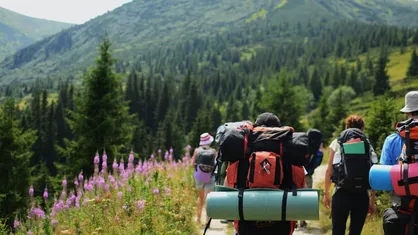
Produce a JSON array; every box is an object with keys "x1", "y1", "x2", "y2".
[{"x1": 203, "y1": 218, "x2": 212, "y2": 235}]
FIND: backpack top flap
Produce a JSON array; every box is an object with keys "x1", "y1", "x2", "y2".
[
  {"x1": 338, "y1": 128, "x2": 369, "y2": 154},
  {"x1": 284, "y1": 132, "x2": 310, "y2": 167},
  {"x1": 249, "y1": 126, "x2": 294, "y2": 154}
]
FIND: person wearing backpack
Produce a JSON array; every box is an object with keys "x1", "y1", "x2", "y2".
[
  {"x1": 381, "y1": 91, "x2": 418, "y2": 235},
  {"x1": 323, "y1": 114, "x2": 378, "y2": 235},
  {"x1": 220, "y1": 112, "x2": 308, "y2": 235},
  {"x1": 192, "y1": 132, "x2": 217, "y2": 225}
]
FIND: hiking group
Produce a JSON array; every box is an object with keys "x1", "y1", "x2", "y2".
[{"x1": 191, "y1": 91, "x2": 418, "y2": 235}]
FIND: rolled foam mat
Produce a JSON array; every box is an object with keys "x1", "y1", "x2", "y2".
[
  {"x1": 206, "y1": 186, "x2": 320, "y2": 221},
  {"x1": 369, "y1": 165, "x2": 393, "y2": 191}
]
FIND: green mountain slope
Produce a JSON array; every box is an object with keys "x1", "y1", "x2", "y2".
[
  {"x1": 0, "y1": 7, "x2": 73, "y2": 60},
  {"x1": 1, "y1": 0, "x2": 418, "y2": 85}
]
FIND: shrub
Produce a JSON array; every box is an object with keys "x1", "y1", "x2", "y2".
[{"x1": 13, "y1": 148, "x2": 199, "y2": 235}]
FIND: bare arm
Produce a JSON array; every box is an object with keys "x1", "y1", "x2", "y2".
[{"x1": 324, "y1": 147, "x2": 335, "y2": 195}]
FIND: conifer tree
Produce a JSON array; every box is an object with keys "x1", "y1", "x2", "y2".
[
  {"x1": 373, "y1": 46, "x2": 391, "y2": 96},
  {"x1": 309, "y1": 68, "x2": 322, "y2": 101},
  {"x1": 65, "y1": 38, "x2": 135, "y2": 177},
  {"x1": 407, "y1": 49, "x2": 418, "y2": 78},
  {"x1": 366, "y1": 96, "x2": 398, "y2": 154},
  {"x1": 0, "y1": 98, "x2": 36, "y2": 228},
  {"x1": 260, "y1": 69, "x2": 303, "y2": 130}
]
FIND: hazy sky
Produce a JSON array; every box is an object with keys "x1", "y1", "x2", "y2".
[{"x1": 0, "y1": 0, "x2": 132, "y2": 24}]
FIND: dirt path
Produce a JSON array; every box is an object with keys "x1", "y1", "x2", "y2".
[
  {"x1": 292, "y1": 164, "x2": 328, "y2": 235},
  {"x1": 199, "y1": 207, "x2": 230, "y2": 235}
]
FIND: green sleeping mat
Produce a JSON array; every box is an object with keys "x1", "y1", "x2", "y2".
[{"x1": 207, "y1": 186, "x2": 320, "y2": 221}]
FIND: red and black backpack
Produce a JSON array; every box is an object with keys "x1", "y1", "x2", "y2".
[{"x1": 214, "y1": 121, "x2": 309, "y2": 235}]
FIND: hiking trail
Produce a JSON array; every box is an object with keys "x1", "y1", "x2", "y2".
[{"x1": 200, "y1": 164, "x2": 328, "y2": 235}]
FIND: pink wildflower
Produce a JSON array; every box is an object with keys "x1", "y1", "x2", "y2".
[
  {"x1": 129, "y1": 151, "x2": 134, "y2": 162},
  {"x1": 117, "y1": 192, "x2": 123, "y2": 199},
  {"x1": 137, "y1": 200, "x2": 145, "y2": 210},
  {"x1": 94, "y1": 152, "x2": 100, "y2": 164},
  {"x1": 78, "y1": 171, "x2": 84, "y2": 182},
  {"x1": 13, "y1": 220, "x2": 20, "y2": 228},
  {"x1": 102, "y1": 151, "x2": 108, "y2": 162},
  {"x1": 51, "y1": 219, "x2": 58, "y2": 226},
  {"x1": 29, "y1": 185, "x2": 34, "y2": 198},
  {"x1": 62, "y1": 177, "x2": 67, "y2": 187},
  {"x1": 153, "y1": 188, "x2": 159, "y2": 194},
  {"x1": 165, "y1": 187, "x2": 171, "y2": 196},
  {"x1": 43, "y1": 188, "x2": 48, "y2": 200}
]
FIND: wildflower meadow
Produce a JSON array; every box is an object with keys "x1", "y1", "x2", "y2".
[{"x1": 9, "y1": 146, "x2": 199, "y2": 235}]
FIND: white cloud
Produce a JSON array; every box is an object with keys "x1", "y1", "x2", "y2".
[{"x1": 0, "y1": 0, "x2": 132, "y2": 24}]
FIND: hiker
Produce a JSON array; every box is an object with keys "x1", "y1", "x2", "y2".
[
  {"x1": 381, "y1": 91, "x2": 418, "y2": 235},
  {"x1": 323, "y1": 114, "x2": 378, "y2": 235},
  {"x1": 380, "y1": 91, "x2": 418, "y2": 209},
  {"x1": 381, "y1": 91, "x2": 418, "y2": 165},
  {"x1": 192, "y1": 132, "x2": 217, "y2": 224},
  {"x1": 299, "y1": 128, "x2": 324, "y2": 228},
  {"x1": 225, "y1": 112, "x2": 307, "y2": 235}
]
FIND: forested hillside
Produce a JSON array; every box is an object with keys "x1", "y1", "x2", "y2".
[
  {"x1": 1, "y1": 0, "x2": 418, "y2": 84},
  {"x1": 0, "y1": 7, "x2": 73, "y2": 60},
  {"x1": 1, "y1": 0, "x2": 418, "y2": 232}
]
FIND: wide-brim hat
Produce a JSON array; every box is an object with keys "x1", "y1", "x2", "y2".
[
  {"x1": 400, "y1": 91, "x2": 418, "y2": 113},
  {"x1": 199, "y1": 133, "x2": 214, "y2": 146}
]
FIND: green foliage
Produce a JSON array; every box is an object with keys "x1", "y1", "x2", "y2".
[
  {"x1": 365, "y1": 96, "x2": 401, "y2": 154},
  {"x1": 407, "y1": 49, "x2": 418, "y2": 78},
  {"x1": 373, "y1": 46, "x2": 391, "y2": 96},
  {"x1": 259, "y1": 69, "x2": 303, "y2": 130},
  {"x1": 0, "y1": 98, "x2": 36, "y2": 228},
  {"x1": 0, "y1": 7, "x2": 72, "y2": 60},
  {"x1": 63, "y1": 38, "x2": 135, "y2": 177},
  {"x1": 327, "y1": 89, "x2": 348, "y2": 135},
  {"x1": 327, "y1": 86, "x2": 356, "y2": 108}
]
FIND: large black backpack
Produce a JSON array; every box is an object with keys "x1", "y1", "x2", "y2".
[
  {"x1": 196, "y1": 147, "x2": 216, "y2": 173},
  {"x1": 331, "y1": 128, "x2": 372, "y2": 192}
]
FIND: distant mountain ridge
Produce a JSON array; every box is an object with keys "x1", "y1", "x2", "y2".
[
  {"x1": 0, "y1": 0, "x2": 418, "y2": 85},
  {"x1": 0, "y1": 7, "x2": 73, "y2": 60}
]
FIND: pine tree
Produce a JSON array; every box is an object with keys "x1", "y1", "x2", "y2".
[
  {"x1": 327, "y1": 89, "x2": 348, "y2": 134},
  {"x1": 65, "y1": 38, "x2": 135, "y2": 177},
  {"x1": 366, "y1": 96, "x2": 398, "y2": 154},
  {"x1": 308, "y1": 68, "x2": 322, "y2": 101},
  {"x1": 347, "y1": 66, "x2": 358, "y2": 90},
  {"x1": 260, "y1": 69, "x2": 303, "y2": 130},
  {"x1": 373, "y1": 46, "x2": 391, "y2": 96},
  {"x1": 0, "y1": 98, "x2": 36, "y2": 228},
  {"x1": 407, "y1": 49, "x2": 418, "y2": 78}
]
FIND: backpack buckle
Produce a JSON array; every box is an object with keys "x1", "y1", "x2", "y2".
[{"x1": 260, "y1": 159, "x2": 271, "y2": 174}]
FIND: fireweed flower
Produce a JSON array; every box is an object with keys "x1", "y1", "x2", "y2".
[
  {"x1": 29, "y1": 185, "x2": 34, "y2": 198},
  {"x1": 62, "y1": 177, "x2": 67, "y2": 187},
  {"x1": 129, "y1": 151, "x2": 134, "y2": 162},
  {"x1": 74, "y1": 177, "x2": 79, "y2": 187},
  {"x1": 102, "y1": 152, "x2": 108, "y2": 162},
  {"x1": 14, "y1": 220, "x2": 20, "y2": 228},
  {"x1": 78, "y1": 171, "x2": 84, "y2": 182},
  {"x1": 137, "y1": 200, "x2": 145, "y2": 210},
  {"x1": 43, "y1": 188, "x2": 48, "y2": 200},
  {"x1": 94, "y1": 152, "x2": 100, "y2": 164},
  {"x1": 112, "y1": 159, "x2": 118, "y2": 170},
  {"x1": 117, "y1": 192, "x2": 123, "y2": 199},
  {"x1": 165, "y1": 187, "x2": 171, "y2": 196},
  {"x1": 51, "y1": 219, "x2": 58, "y2": 226}
]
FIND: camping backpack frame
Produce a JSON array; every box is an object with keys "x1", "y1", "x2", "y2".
[
  {"x1": 394, "y1": 119, "x2": 418, "y2": 235},
  {"x1": 331, "y1": 128, "x2": 372, "y2": 192}
]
